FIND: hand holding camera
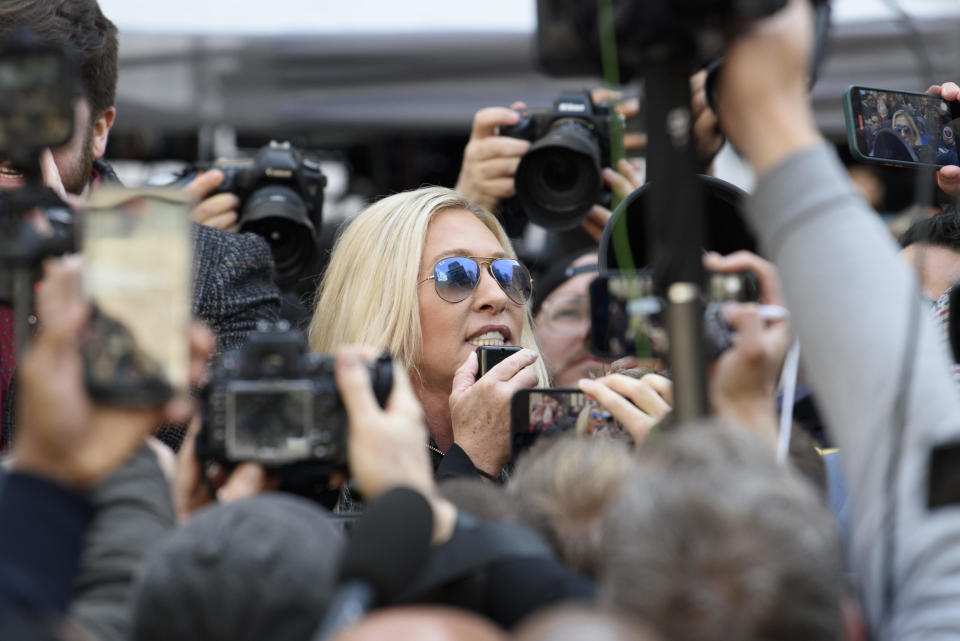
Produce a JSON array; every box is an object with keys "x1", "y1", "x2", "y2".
[
  {"x1": 703, "y1": 251, "x2": 791, "y2": 440},
  {"x1": 455, "y1": 105, "x2": 532, "y2": 213},
  {"x1": 13, "y1": 257, "x2": 214, "y2": 488},
  {"x1": 335, "y1": 344, "x2": 457, "y2": 543},
  {"x1": 182, "y1": 169, "x2": 240, "y2": 232}
]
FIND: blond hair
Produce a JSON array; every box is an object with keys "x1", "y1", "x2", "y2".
[{"x1": 308, "y1": 186, "x2": 548, "y2": 385}]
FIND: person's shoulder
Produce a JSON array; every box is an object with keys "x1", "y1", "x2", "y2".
[{"x1": 193, "y1": 223, "x2": 273, "y2": 269}]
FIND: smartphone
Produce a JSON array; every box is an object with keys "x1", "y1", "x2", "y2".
[
  {"x1": 843, "y1": 85, "x2": 960, "y2": 168},
  {"x1": 81, "y1": 187, "x2": 192, "y2": 406},
  {"x1": 476, "y1": 345, "x2": 521, "y2": 379},
  {"x1": 510, "y1": 388, "x2": 590, "y2": 458}
]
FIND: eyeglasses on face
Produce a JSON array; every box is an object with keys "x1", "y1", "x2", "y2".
[
  {"x1": 894, "y1": 125, "x2": 914, "y2": 138},
  {"x1": 540, "y1": 294, "x2": 591, "y2": 335},
  {"x1": 419, "y1": 256, "x2": 533, "y2": 305}
]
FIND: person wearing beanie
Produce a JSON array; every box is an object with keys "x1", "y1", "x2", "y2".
[{"x1": 130, "y1": 494, "x2": 344, "y2": 641}]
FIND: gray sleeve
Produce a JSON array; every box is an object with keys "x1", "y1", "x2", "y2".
[
  {"x1": 746, "y1": 145, "x2": 960, "y2": 640},
  {"x1": 69, "y1": 445, "x2": 176, "y2": 641}
]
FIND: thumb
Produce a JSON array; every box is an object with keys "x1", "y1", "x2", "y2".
[
  {"x1": 182, "y1": 169, "x2": 225, "y2": 202},
  {"x1": 470, "y1": 107, "x2": 521, "y2": 139},
  {"x1": 451, "y1": 351, "x2": 479, "y2": 397},
  {"x1": 335, "y1": 346, "x2": 380, "y2": 422}
]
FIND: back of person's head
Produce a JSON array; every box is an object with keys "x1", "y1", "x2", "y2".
[
  {"x1": 439, "y1": 477, "x2": 520, "y2": 523},
  {"x1": 898, "y1": 210, "x2": 960, "y2": 252},
  {"x1": 507, "y1": 435, "x2": 635, "y2": 578},
  {"x1": 308, "y1": 186, "x2": 544, "y2": 383},
  {"x1": 512, "y1": 604, "x2": 660, "y2": 641},
  {"x1": 0, "y1": 0, "x2": 118, "y2": 118},
  {"x1": 333, "y1": 606, "x2": 507, "y2": 641},
  {"x1": 130, "y1": 493, "x2": 345, "y2": 641},
  {"x1": 601, "y1": 421, "x2": 843, "y2": 641}
]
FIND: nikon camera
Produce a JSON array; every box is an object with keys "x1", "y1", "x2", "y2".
[
  {"x1": 501, "y1": 90, "x2": 616, "y2": 231},
  {"x1": 201, "y1": 141, "x2": 326, "y2": 285},
  {"x1": 198, "y1": 322, "x2": 392, "y2": 474}
]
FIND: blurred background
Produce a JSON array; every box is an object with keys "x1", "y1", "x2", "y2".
[{"x1": 100, "y1": 0, "x2": 960, "y2": 220}]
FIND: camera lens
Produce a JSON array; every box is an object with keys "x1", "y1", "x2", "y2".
[
  {"x1": 514, "y1": 119, "x2": 603, "y2": 231},
  {"x1": 239, "y1": 184, "x2": 317, "y2": 284}
]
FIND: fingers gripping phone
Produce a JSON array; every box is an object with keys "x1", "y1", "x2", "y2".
[
  {"x1": 843, "y1": 85, "x2": 960, "y2": 168},
  {"x1": 82, "y1": 188, "x2": 192, "y2": 405},
  {"x1": 476, "y1": 345, "x2": 522, "y2": 379},
  {"x1": 510, "y1": 388, "x2": 589, "y2": 458}
]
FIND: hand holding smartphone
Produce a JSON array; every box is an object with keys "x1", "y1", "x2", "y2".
[
  {"x1": 82, "y1": 187, "x2": 192, "y2": 406},
  {"x1": 843, "y1": 85, "x2": 960, "y2": 168},
  {"x1": 476, "y1": 345, "x2": 522, "y2": 379}
]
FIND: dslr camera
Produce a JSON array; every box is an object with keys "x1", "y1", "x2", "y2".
[
  {"x1": 501, "y1": 90, "x2": 615, "y2": 231},
  {"x1": 199, "y1": 141, "x2": 326, "y2": 285},
  {"x1": 589, "y1": 270, "x2": 760, "y2": 362},
  {"x1": 198, "y1": 322, "x2": 393, "y2": 472},
  {"x1": 0, "y1": 24, "x2": 78, "y2": 315}
]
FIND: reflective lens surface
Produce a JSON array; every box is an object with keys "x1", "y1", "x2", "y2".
[
  {"x1": 490, "y1": 258, "x2": 533, "y2": 305},
  {"x1": 433, "y1": 256, "x2": 480, "y2": 303},
  {"x1": 431, "y1": 256, "x2": 532, "y2": 305}
]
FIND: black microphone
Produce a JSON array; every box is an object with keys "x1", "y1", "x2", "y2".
[{"x1": 313, "y1": 487, "x2": 434, "y2": 640}]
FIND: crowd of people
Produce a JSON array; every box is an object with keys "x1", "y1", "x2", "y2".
[
  {"x1": 3, "y1": 1, "x2": 960, "y2": 640},
  {"x1": 856, "y1": 87, "x2": 959, "y2": 166}
]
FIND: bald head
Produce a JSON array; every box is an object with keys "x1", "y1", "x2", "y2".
[
  {"x1": 333, "y1": 607, "x2": 506, "y2": 641},
  {"x1": 512, "y1": 605, "x2": 659, "y2": 641}
]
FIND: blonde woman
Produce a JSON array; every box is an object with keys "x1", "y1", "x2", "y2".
[
  {"x1": 891, "y1": 108, "x2": 923, "y2": 150},
  {"x1": 310, "y1": 187, "x2": 547, "y2": 479}
]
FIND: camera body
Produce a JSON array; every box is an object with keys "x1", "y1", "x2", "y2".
[
  {"x1": 207, "y1": 141, "x2": 326, "y2": 285},
  {"x1": 0, "y1": 25, "x2": 78, "y2": 304},
  {"x1": 589, "y1": 270, "x2": 759, "y2": 361},
  {"x1": 501, "y1": 91, "x2": 614, "y2": 231},
  {"x1": 702, "y1": 271, "x2": 760, "y2": 360},
  {"x1": 198, "y1": 323, "x2": 392, "y2": 471},
  {"x1": 535, "y1": 0, "x2": 793, "y2": 81}
]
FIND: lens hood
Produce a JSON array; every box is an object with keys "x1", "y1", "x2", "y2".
[{"x1": 598, "y1": 174, "x2": 757, "y2": 271}]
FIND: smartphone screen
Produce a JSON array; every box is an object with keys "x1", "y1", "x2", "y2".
[
  {"x1": 82, "y1": 187, "x2": 192, "y2": 405},
  {"x1": 511, "y1": 388, "x2": 615, "y2": 458},
  {"x1": 846, "y1": 86, "x2": 960, "y2": 167}
]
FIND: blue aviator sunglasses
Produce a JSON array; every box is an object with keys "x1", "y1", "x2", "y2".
[{"x1": 419, "y1": 256, "x2": 533, "y2": 305}]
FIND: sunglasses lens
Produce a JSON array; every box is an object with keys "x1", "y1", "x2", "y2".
[
  {"x1": 491, "y1": 259, "x2": 532, "y2": 304},
  {"x1": 434, "y1": 257, "x2": 479, "y2": 302}
]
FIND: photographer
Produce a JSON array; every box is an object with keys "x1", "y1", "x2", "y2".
[
  {"x1": 0, "y1": 0, "x2": 282, "y2": 449},
  {"x1": 454, "y1": 76, "x2": 723, "y2": 243},
  {"x1": 714, "y1": 0, "x2": 960, "y2": 636}
]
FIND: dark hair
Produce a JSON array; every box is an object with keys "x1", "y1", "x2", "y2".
[
  {"x1": 0, "y1": 0, "x2": 118, "y2": 119},
  {"x1": 899, "y1": 209, "x2": 960, "y2": 252}
]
